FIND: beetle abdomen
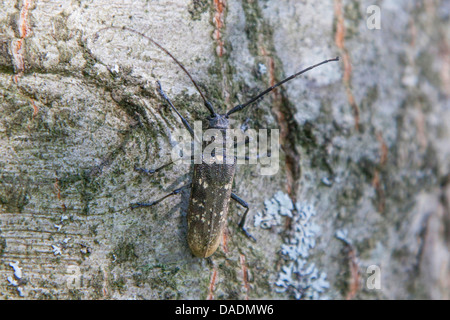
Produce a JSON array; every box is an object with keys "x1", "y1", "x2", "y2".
[{"x1": 187, "y1": 160, "x2": 235, "y2": 258}]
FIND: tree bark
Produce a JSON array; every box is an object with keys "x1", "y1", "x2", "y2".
[{"x1": 0, "y1": 0, "x2": 449, "y2": 299}]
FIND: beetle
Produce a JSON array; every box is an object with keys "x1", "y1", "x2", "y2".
[{"x1": 96, "y1": 26, "x2": 339, "y2": 258}]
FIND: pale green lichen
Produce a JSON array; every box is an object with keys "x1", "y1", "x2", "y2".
[{"x1": 255, "y1": 191, "x2": 329, "y2": 300}]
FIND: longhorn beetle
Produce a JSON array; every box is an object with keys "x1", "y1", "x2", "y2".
[{"x1": 96, "y1": 26, "x2": 339, "y2": 258}]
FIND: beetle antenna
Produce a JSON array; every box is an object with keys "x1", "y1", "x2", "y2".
[
  {"x1": 95, "y1": 26, "x2": 216, "y2": 116},
  {"x1": 226, "y1": 57, "x2": 339, "y2": 117}
]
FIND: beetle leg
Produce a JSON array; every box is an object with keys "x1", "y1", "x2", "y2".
[
  {"x1": 131, "y1": 184, "x2": 191, "y2": 209},
  {"x1": 134, "y1": 160, "x2": 177, "y2": 175},
  {"x1": 134, "y1": 157, "x2": 187, "y2": 176},
  {"x1": 134, "y1": 155, "x2": 195, "y2": 176},
  {"x1": 231, "y1": 193, "x2": 256, "y2": 241}
]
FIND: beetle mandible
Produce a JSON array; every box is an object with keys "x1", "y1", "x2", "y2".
[{"x1": 96, "y1": 26, "x2": 339, "y2": 258}]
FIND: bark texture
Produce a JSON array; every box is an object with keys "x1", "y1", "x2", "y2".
[{"x1": 0, "y1": 0, "x2": 449, "y2": 299}]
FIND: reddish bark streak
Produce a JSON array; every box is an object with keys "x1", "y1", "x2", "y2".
[
  {"x1": 372, "y1": 170, "x2": 385, "y2": 214},
  {"x1": 207, "y1": 267, "x2": 218, "y2": 300},
  {"x1": 345, "y1": 246, "x2": 360, "y2": 300},
  {"x1": 12, "y1": 0, "x2": 33, "y2": 83},
  {"x1": 261, "y1": 48, "x2": 296, "y2": 196},
  {"x1": 213, "y1": 0, "x2": 226, "y2": 57},
  {"x1": 54, "y1": 177, "x2": 67, "y2": 212},
  {"x1": 334, "y1": 0, "x2": 360, "y2": 131},
  {"x1": 19, "y1": 0, "x2": 32, "y2": 38},
  {"x1": 376, "y1": 132, "x2": 388, "y2": 166},
  {"x1": 31, "y1": 99, "x2": 39, "y2": 118},
  {"x1": 240, "y1": 254, "x2": 250, "y2": 300}
]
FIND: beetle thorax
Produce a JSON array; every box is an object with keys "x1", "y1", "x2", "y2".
[{"x1": 208, "y1": 114, "x2": 230, "y2": 129}]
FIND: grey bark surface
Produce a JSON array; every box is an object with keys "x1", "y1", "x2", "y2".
[{"x1": 0, "y1": 0, "x2": 449, "y2": 299}]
